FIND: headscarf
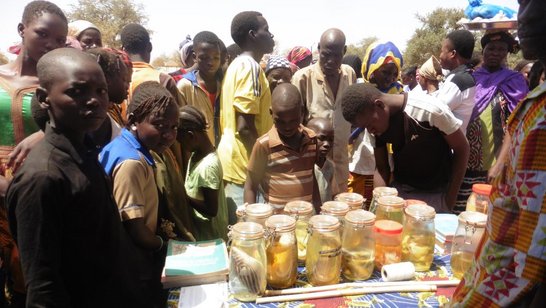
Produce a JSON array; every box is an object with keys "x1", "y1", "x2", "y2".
[
  {"x1": 287, "y1": 46, "x2": 311, "y2": 68},
  {"x1": 362, "y1": 41, "x2": 403, "y2": 81},
  {"x1": 178, "y1": 35, "x2": 193, "y2": 68},
  {"x1": 471, "y1": 67, "x2": 528, "y2": 122},
  {"x1": 362, "y1": 41, "x2": 404, "y2": 94},
  {"x1": 419, "y1": 56, "x2": 443, "y2": 81},
  {"x1": 265, "y1": 55, "x2": 292, "y2": 74},
  {"x1": 481, "y1": 30, "x2": 519, "y2": 53},
  {"x1": 68, "y1": 20, "x2": 100, "y2": 39}
]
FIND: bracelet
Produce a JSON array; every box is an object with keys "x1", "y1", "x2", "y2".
[{"x1": 156, "y1": 235, "x2": 164, "y2": 252}]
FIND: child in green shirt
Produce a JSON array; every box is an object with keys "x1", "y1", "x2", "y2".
[{"x1": 178, "y1": 105, "x2": 228, "y2": 241}]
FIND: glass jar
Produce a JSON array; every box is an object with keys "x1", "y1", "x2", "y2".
[
  {"x1": 466, "y1": 184, "x2": 492, "y2": 214},
  {"x1": 265, "y1": 215, "x2": 298, "y2": 289},
  {"x1": 228, "y1": 222, "x2": 267, "y2": 302},
  {"x1": 342, "y1": 210, "x2": 376, "y2": 281},
  {"x1": 450, "y1": 211, "x2": 487, "y2": 279},
  {"x1": 284, "y1": 201, "x2": 314, "y2": 264},
  {"x1": 375, "y1": 196, "x2": 405, "y2": 225},
  {"x1": 369, "y1": 186, "x2": 398, "y2": 213},
  {"x1": 401, "y1": 204, "x2": 436, "y2": 271},
  {"x1": 306, "y1": 215, "x2": 342, "y2": 286},
  {"x1": 335, "y1": 192, "x2": 365, "y2": 210},
  {"x1": 241, "y1": 203, "x2": 273, "y2": 227},
  {"x1": 374, "y1": 220, "x2": 403, "y2": 270},
  {"x1": 321, "y1": 201, "x2": 350, "y2": 222}
]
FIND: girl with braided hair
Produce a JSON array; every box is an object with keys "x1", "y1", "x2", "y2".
[
  {"x1": 100, "y1": 81, "x2": 179, "y2": 307},
  {"x1": 178, "y1": 105, "x2": 228, "y2": 241}
]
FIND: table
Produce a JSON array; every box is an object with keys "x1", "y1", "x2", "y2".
[{"x1": 168, "y1": 254, "x2": 455, "y2": 308}]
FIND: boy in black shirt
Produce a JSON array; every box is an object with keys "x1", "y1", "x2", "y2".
[{"x1": 6, "y1": 48, "x2": 143, "y2": 307}]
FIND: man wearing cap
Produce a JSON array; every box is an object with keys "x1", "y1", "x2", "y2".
[
  {"x1": 292, "y1": 28, "x2": 356, "y2": 195},
  {"x1": 451, "y1": 0, "x2": 546, "y2": 306},
  {"x1": 265, "y1": 55, "x2": 293, "y2": 94}
]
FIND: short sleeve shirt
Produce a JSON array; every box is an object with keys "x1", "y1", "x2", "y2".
[
  {"x1": 375, "y1": 92, "x2": 461, "y2": 189},
  {"x1": 185, "y1": 152, "x2": 228, "y2": 241},
  {"x1": 112, "y1": 157, "x2": 158, "y2": 233},
  {"x1": 217, "y1": 55, "x2": 272, "y2": 184}
]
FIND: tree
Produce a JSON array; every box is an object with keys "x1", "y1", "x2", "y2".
[
  {"x1": 346, "y1": 36, "x2": 379, "y2": 58},
  {"x1": 151, "y1": 51, "x2": 182, "y2": 68},
  {"x1": 68, "y1": 0, "x2": 148, "y2": 48},
  {"x1": 404, "y1": 8, "x2": 465, "y2": 68}
]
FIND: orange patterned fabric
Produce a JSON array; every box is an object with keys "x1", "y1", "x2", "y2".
[{"x1": 451, "y1": 82, "x2": 546, "y2": 306}]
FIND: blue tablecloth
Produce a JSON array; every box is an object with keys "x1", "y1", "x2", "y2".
[{"x1": 168, "y1": 254, "x2": 454, "y2": 308}]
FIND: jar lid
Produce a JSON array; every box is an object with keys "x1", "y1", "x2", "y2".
[
  {"x1": 308, "y1": 214, "x2": 340, "y2": 231},
  {"x1": 472, "y1": 184, "x2": 492, "y2": 196},
  {"x1": 377, "y1": 196, "x2": 405, "y2": 208},
  {"x1": 321, "y1": 201, "x2": 350, "y2": 215},
  {"x1": 405, "y1": 199, "x2": 426, "y2": 207},
  {"x1": 344, "y1": 209, "x2": 376, "y2": 226},
  {"x1": 458, "y1": 211, "x2": 487, "y2": 227},
  {"x1": 373, "y1": 186, "x2": 398, "y2": 196},
  {"x1": 265, "y1": 214, "x2": 296, "y2": 232},
  {"x1": 373, "y1": 220, "x2": 403, "y2": 235},
  {"x1": 230, "y1": 221, "x2": 265, "y2": 239},
  {"x1": 245, "y1": 203, "x2": 273, "y2": 218},
  {"x1": 335, "y1": 192, "x2": 365, "y2": 209},
  {"x1": 284, "y1": 201, "x2": 314, "y2": 216},
  {"x1": 404, "y1": 203, "x2": 436, "y2": 220}
]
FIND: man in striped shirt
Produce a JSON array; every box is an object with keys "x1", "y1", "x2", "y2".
[{"x1": 245, "y1": 84, "x2": 320, "y2": 213}]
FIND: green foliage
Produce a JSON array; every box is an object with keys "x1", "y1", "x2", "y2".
[
  {"x1": 404, "y1": 8, "x2": 465, "y2": 68},
  {"x1": 68, "y1": 0, "x2": 148, "y2": 48},
  {"x1": 346, "y1": 36, "x2": 379, "y2": 58}
]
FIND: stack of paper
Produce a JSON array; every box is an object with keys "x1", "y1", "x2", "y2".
[{"x1": 434, "y1": 214, "x2": 458, "y2": 255}]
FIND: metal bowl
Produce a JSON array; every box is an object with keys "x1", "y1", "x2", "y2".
[{"x1": 461, "y1": 19, "x2": 518, "y2": 31}]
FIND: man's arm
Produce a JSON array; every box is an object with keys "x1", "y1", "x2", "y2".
[
  {"x1": 244, "y1": 141, "x2": 267, "y2": 204},
  {"x1": 488, "y1": 133, "x2": 511, "y2": 182},
  {"x1": 443, "y1": 129, "x2": 470, "y2": 211},
  {"x1": 373, "y1": 145, "x2": 390, "y2": 187},
  {"x1": 244, "y1": 170, "x2": 259, "y2": 205},
  {"x1": 236, "y1": 112, "x2": 258, "y2": 155},
  {"x1": 291, "y1": 71, "x2": 309, "y2": 123}
]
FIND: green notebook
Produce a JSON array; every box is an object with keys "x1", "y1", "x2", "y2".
[{"x1": 162, "y1": 239, "x2": 229, "y2": 288}]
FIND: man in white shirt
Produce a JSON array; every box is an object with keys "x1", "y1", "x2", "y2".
[{"x1": 435, "y1": 29, "x2": 476, "y2": 133}]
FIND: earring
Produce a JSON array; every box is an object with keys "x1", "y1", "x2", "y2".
[{"x1": 131, "y1": 124, "x2": 137, "y2": 131}]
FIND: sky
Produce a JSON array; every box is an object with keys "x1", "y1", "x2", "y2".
[{"x1": 1, "y1": 0, "x2": 519, "y2": 61}]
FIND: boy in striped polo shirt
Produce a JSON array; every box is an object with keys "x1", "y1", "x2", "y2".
[{"x1": 244, "y1": 83, "x2": 321, "y2": 213}]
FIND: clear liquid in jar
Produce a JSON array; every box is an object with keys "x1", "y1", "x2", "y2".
[
  {"x1": 342, "y1": 249, "x2": 374, "y2": 280},
  {"x1": 295, "y1": 220, "x2": 309, "y2": 263},
  {"x1": 401, "y1": 233, "x2": 435, "y2": 271},
  {"x1": 266, "y1": 234, "x2": 297, "y2": 288},
  {"x1": 306, "y1": 233, "x2": 341, "y2": 286},
  {"x1": 450, "y1": 250, "x2": 474, "y2": 279}
]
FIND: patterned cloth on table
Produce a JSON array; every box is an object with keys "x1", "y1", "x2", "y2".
[
  {"x1": 167, "y1": 254, "x2": 456, "y2": 308},
  {"x1": 451, "y1": 81, "x2": 546, "y2": 306}
]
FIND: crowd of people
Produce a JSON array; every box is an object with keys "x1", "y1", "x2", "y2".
[{"x1": 0, "y1": 0, "x2": 544, "y2": 307}]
